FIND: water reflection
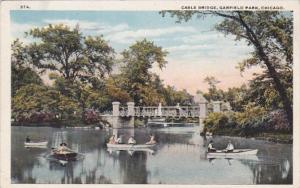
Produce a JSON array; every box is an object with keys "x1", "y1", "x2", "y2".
[{"x1": 11, "y1": 126, "x2": 292, "y2": 184}]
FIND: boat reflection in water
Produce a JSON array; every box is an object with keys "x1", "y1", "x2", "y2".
[{"x1": 11, "y1": 126, "x2": 292, "y2": 184}]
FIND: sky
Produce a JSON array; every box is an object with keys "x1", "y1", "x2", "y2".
[{"x1": 11, "y1": 11, "x2": 260, "y2": 94}]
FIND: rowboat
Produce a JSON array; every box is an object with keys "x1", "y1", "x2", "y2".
[
  {"x1": 24, "y1": 141, "x2": 48, "y2": 147},
  {"x1": 207, "y1": 149, "x2": 258, "y2": 157},
  {"x1": 52, "y1": 150, "x2": 78, "y2": 161},
  {"x1": 107, "y1": 147, "x2": 155, "y2": 155},
  {"x1": 107, "y1": 143, "x2": 156, "y2": 149}
]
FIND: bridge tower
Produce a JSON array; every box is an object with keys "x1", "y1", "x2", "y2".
[{"x1": 195, "y1": 93, "x2": 208, "y2": 132}]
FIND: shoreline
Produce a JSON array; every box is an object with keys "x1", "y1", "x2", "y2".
[
  {"x1": 206, "y1": 132, "x2": 293, "y2": 144},
  {"x1": 12, "y1": 124, "x2": 292, "y2": 144}
]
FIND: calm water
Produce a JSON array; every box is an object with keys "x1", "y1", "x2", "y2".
[{"x1": 11, "y1": 126, "x2": 292, "y2": 184}]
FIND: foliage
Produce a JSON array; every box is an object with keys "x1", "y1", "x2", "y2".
[
  {"x1": 25, "y1": 24, "x2": 115, "y2": 82},
  {"x1": 163, "y1": 86, "x2": 194, "y2": 106},
  {"x1": 11, "y1": 40, "x2": 42, "y2": 96},
  {"x1": 120, "y1": 39, "x2": 168, "y2": 105},
  {"x1": 203, "y1": 112, "x2": 230, "y2": 133},
  {"x1": 12, "y1": 84, "x2": 79, "y2": 122},
  {"x1": 203, "y1": 103, "x2": 290, "y2": 136},
  {"x1": 161, "y1": 11, "x2": 293, "y2": 127}
]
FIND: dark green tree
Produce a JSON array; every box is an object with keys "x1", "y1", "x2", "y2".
[
  {"x1": 11, "y1": 39, "x2": 42, "y2": 96},
  {"x1": 25, "y1": 24, "x2": 115, "y2": 83},
  {"x1": 121, "y1": 39, "x2": 168, "y2": 105}
]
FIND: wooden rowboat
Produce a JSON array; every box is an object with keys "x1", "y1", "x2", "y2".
[
  {"x1": 207, "y1": 149, "x2": 258, "y2": 157},
  {"x1": 107, "y1": 143, "x2": 156, "y2": 149},
  {"x1": 52, "y1": 151, "x2": 77, "y2": 161},
  {"x1": 24, "y1": 141, "x2": 48, "y2": 147}
]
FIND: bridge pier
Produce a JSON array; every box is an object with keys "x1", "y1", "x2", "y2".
[
  {"x1": 110, "y1": 101, "x2": 135, "y2": 128},
  {"x1": 199, "y1": 101, "x2": 208, "y2": 133},
  {"x1": 212, "y1": 101, "x2": 222, "y2": 112},
  {"x1": 157, "y1": 103, "x2": 162, "y2": 117}
]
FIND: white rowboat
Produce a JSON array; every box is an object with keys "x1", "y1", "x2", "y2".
[
  {"x1": 108, "y1": 147, "x2": 155, "y2": 154},
  {"x1": 207, "y1": 149, "x2": 258, "y2": 157},
  {"x1": 107, "y1": 143, "x2": 156, "y2": 149},
  {"x1": 24, "y1": 141, "x2": 48, "y2": 147}
]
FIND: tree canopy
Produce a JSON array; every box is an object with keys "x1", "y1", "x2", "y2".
[
  {"x1": 26, "y1": 24, "x2": 115, "y2": 82},
  {"x1": 161, "y1": 10, "x2": 293, "y2": 127}
]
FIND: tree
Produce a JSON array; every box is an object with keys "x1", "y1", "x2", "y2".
[
  {"x1": 223, "y1": 84, "x2": 248, "y2": 111},
  {"x1": 121, "y1": 39, "x2": 168, "y2": 105},
  {"x1": 11, "y1": 39, "x2": 42, "y2": 96},
  {"x1": 161, "y1": 11, "x2": 293, "y2": 127},
  {"x1": 25, "y1": 24, "x2": 115, "y2": 83},
  {"x1": 105, "y1": 76, "x2": 131, "y2": 104},
  {"x1": 203, "y1": 76, "x2": 224, "y2": 101},
  {"x1": 12, "y1": 84, "x2": 79, "y2": 121}
]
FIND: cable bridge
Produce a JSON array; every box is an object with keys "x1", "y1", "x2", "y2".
[{"x1": 100, "y1": 100, "x2": 231, "y2": 130}]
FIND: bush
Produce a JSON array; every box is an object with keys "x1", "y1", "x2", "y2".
[
  {"x1": 203, "y1": 102, "x2": 291, "y2": 136},
  {"x1": 203, "y1": 112, "x2": 229, "y2": 133}
]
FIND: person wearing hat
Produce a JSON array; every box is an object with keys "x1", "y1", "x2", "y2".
[
  {"x1": 207, "y1": 140, "x2": 216, "y2": 152},
  {"x1": 225, "y1": 140, "x2": 234, "y2": 152}
]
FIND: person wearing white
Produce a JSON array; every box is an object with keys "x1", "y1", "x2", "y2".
[
  {"x1": 225, "y1": 140, "x2": 234, "y2": 152},
  {"x1": 116, "y1": 135, "x2": 124, "y2": 144},
  {"x1": 146, "y1": 134, "x2": 156, "y2": 144},
  {"x1": 128, "y1": 137, "x2": 136, "y2": 144},
  {"x1": 207, "y1": 140, "x2": 216, "y2": 152}
]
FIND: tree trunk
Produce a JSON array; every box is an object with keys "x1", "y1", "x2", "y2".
[
  {"x1": 237, "y1": 14, "x2": 293, "y2": 127},
  {"x1": 258, "y1": 51, "x2": 293, "y2": 127}
]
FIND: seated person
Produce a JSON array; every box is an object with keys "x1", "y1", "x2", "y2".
[
  {"x1": 207, "y1": 140, "x2": 216, "y2": 152},
  {"x1": 108, "y1": 135, "x2": 116, "y2": 144},
  {"x1": 25, "y1": 136, "x2": 31, "y2": 143},
  {"x1": 225, "y1": 140, "x2": 234, "y2": 152},
  {"x1": 116, "y1": 135, "x2": 124, "y2": 144},
  {"x1": 128, "y1": 136, "x2": 136, "y2": 144},
  {"x1": 54, "y1": 143, "x2": 69, "y2": 153},
  {"x1": 146, "y1": 134, "x2": 156, "y2": 144}
]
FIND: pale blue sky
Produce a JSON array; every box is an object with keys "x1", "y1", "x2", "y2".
[{"x1": 11, "y1": 11, "x2": 257, "y2": 94}]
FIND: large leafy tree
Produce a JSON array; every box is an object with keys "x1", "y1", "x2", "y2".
[
  {"x1": 161, "y1": 11, "x2": 293, "y2": 127},
  {"x1": 11, "y1": 39, "x2": 42, "y2": 96},
  {"x1": 25, "y1": 24, "x2": 115, "y2": 83},
  {"x1": 121, "y1": 39, "x2": 168, "y2": 105},
  {"x1": 12, "y1": 84, "x2": 79, "y2": 121}
]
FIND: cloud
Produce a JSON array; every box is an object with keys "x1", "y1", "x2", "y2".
[
  {"x1": 181, "y1": 32, "x2": 224, "y2": 44},
  {"x1": 11, "y1": 22, "x2": 35, "y2": 37},
  {"x1": 106, "y1": 26, "x2": 197, "y2": 44},
  {"x1": 43, "y1": 19, "x2": 99, "y2": 30},
  {"x1": 165, "y1": 44, "x2": 209, "y2": 52},
  {"x1": 43, "y1": 19, "x2": 129, "y2": 34}
]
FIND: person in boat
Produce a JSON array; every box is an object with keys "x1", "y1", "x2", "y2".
[
  {"x1": 146, "y1": 134, "x2": 156, "y2": 144},
  {"x1": 128, "y1": 136, "x2": 136, "y2": 144},
  {"x1": 25, "y1": 136, "x2": 31, "y2": 143},
  {"x1": 108, "y1": 135, "x2": 116, "y2": 144},
  {"x1": 52, "y1": 143, "x2": 68, "y2": 154},
  {"x1": 207, "y1": 140, "x2": 216, "y2": 152},
  {"x1": 225, "y1": 140, "x2": 234, "y2": 152},
  {"x1": 116, "y1": 135, "x2": 124, "y2": 144}
]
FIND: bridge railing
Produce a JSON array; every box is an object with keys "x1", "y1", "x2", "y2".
[{"x1": 106, "y1": 101, "x2": 230, "y2": 117}]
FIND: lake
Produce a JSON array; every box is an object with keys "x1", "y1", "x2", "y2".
[{"x1": 11, "y1": 126, "x2": 292, "y2": 184}]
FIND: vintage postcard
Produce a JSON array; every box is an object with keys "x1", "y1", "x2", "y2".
[{"x1": 0, "y1": 0, "x2": 299, "y2": 187}]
